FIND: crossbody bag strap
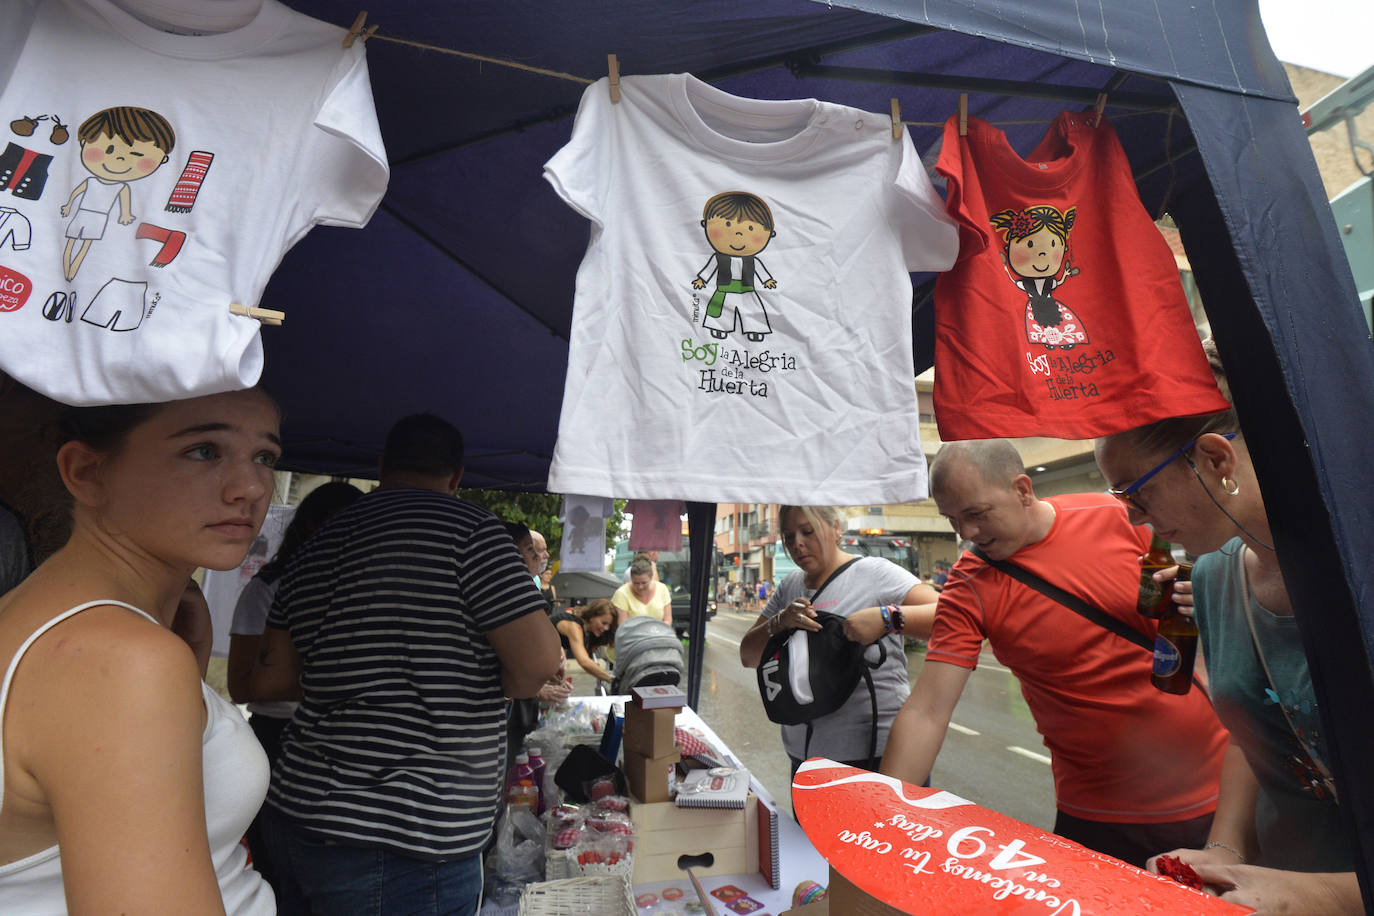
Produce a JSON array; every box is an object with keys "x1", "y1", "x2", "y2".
[
  {"x1": 971, "y1": 547, "x2": 1152, "y2": 651},
  {"x1": 797, "y1": 557, "x2": 865, "y2": 762},
  {"x1": 804, "y1": 557, "x2": 861, "y2": 606},
  {"x1": 1239, "y1": 554, "x2": 1337, "y2": 801}
]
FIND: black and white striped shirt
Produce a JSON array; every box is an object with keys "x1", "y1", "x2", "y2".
[{"x1": 264, "y1": 488, "x2": 545, "y2": 860}]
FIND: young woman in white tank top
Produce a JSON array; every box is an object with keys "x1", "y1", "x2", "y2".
[{"x1": 0, "y1": 389, "x2": 280, "y2": 914}]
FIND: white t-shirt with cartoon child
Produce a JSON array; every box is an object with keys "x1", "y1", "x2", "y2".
[
  {"x1": 0, "y1": 0, "x2": 388, "y2": 405},
  {"x1": 543, "y1": 73, "x2": 958, "y2": 504}
]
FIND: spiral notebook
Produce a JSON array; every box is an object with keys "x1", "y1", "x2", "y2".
[
  {"x1": 674, "y1": 766, "x2": 750, "y2": 809},
  {"x1": 757, "y1": 795, "x2": 780, "y2": 889}
]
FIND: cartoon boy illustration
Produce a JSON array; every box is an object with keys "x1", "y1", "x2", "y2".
[
  {"x1": 990, "y1": 204, "x2": 1088, "y2": 350},
  {"x1": 60, "y1": 106, "x2": 175, "y2": 281},
  {"x1": 691, "y1": 191, "x2": 777, "y2": 342}
]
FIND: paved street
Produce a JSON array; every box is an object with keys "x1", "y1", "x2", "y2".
[
  {"x1": 693, "y1": 608, "x2": 1057, "y2": 827},
  {"x1": 564, "y1": 607, "x2": 1058, "y2": 826}
]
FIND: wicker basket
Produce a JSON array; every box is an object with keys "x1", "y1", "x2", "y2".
[
  {"x1": 544, "y1": 846, "x2": 635, "y2": 881},
  {"x1": 517, "y1": 875, "x2": 636, "y2": 915}
]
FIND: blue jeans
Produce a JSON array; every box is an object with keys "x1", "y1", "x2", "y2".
[{"x1": 259, "y1": 805, "x2": 483, "y2": 916}]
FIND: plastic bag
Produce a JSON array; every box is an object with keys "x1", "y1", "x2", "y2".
[{"x1": 483, "y1": 804, "x2": 546, "y2": 904}]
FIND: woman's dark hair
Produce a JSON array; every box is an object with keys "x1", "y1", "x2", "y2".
[
  {"x1": 1110, "y1": 339, "x2": 1240, "y2": 457},
  {"x1": 56, "y1": 386, "x2": 280, "y2": 454},
  {"x1": 581, "y1": 598, "x2": 617, "y2": 649},
  {"x1": 56, "y1": 403, "x2": 163, "y2": 452},
  {"x1": 579, "y1": 598, "x2": 615, "y2": 624},
  {"x1": 258, "y1": 481, "x2": 362, "y2": 582}
]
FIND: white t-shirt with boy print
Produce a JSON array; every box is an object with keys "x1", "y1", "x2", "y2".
[{"x1": 544, "y1": 73, "x2": 958, "y2": 504}]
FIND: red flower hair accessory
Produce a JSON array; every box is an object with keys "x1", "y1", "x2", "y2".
[{"x1": 1010, "y1": 211, "x2": 1037, "y2": 238}]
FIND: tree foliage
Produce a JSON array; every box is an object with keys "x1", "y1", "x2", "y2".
[{"x1": 455, "y1": 489, "x2": 627, "y2": 571}]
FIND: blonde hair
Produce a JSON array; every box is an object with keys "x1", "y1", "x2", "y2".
[{"x1": 778, "y1": 505, "x2": 843, "y2": 542}]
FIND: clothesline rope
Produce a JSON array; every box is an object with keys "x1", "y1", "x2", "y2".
[
  {"x1": 361, "y1": 30, "x2": 1178, "y2": 128},
  {"x1": 904, "y1": 108, "x2": 1177, "y2": 128},
  {"x1": 366, "y1": 32, "x2": 594, "y2": 84}
]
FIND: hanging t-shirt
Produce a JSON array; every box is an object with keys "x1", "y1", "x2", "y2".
[
  {"x1": 626, "y1": 499, "x2": 684, "y2": 552},
  {"x1": 543, "y1": 74, "x2": 958, "y2": 504},
  {"x1": 0, "y1": 0, "x2": 388, "y2": 405},
  {"x1": 558, "y1": 494, "x2": 614, "y2": 572},
  {"x1": 932, "y1": 111, "x2": 1229, "y2": 439}
]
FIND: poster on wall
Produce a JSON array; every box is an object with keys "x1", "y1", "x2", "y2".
[{"x1": 202, "y1": 503, "x2": 294, "y2": 658}]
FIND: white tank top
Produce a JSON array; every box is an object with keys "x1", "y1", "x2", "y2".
[
  {"x1": 0, "y1": 600, "x2": 276, "y2": 915},
  {"x1": 75, "y1": 177, "x2": 123, "y2": 215}
]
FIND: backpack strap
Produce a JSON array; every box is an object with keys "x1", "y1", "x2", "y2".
[
  {"x1": 971, "y1": 547, "x2": 1151, "y2": 651},
  {"x1": 970, "y1": 547, "x2": 1212, "y2": 699}
]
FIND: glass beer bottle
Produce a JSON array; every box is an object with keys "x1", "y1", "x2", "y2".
[
  {"x1": 1137, "y1": 531, "x2": 1175, "y2": 618},
  {"x1": 1151, "y1": 563, "x2": 1197, "y2": 694}
]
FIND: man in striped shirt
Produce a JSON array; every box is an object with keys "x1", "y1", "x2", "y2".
[{"x1": 250, "y1": 413, "x2": 562, "y2": 915}]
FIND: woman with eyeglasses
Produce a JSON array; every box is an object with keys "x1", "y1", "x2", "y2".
[{"x1": 1095, "y1": 341, "x2": 1358, "y2": 914}]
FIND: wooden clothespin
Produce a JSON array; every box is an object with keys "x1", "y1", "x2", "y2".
[
  {"x1": 230, "y1": 304, "x2": 285, "y2": 327},
  {"x1": 1093, "y1": 92, "x2": 1108, "y2": 127},
  {"x1": 342, "y1": 11, "x2": 378, "y2": 49},
  {"x1": 607, "y1": 53, "x2": 621, "y2": 103},
  {"x1": 958, "y1": 94, "x2": 968, "y2": 137},
  {"x1": 890, "y1": 98, "x2": 902, "y2": 140}
]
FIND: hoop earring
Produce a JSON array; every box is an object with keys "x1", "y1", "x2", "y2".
[{"x1": 1221, "y1": 476, "x2": 1240, "y2": 496}]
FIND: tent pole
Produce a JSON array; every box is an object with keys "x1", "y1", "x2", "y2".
[{"x1": 685, "y1": 501, "x2": 717, "y2": 709}]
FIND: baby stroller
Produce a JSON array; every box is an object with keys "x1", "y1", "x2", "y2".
[{"x1": 610, "y1": 617, "x2": 685, "y2": 695}]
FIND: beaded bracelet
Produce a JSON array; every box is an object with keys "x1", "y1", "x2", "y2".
[{"x1": 891, "y1": 606, "x2": 905, "y2": 634}]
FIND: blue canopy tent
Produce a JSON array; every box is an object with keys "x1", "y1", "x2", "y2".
[{"x1": 260, "y1": 1, "x2": 1374, "y2": 900}]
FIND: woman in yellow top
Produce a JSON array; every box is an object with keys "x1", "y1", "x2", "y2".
[{"x1": 611, "y1": 554, "x2": 671, "y2": 627}]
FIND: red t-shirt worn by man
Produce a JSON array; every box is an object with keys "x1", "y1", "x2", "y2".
[{"x1": 927, "y1": 492, "x2": 1228, "y2": 824}]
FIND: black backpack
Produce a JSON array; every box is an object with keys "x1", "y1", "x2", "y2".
[{"x1": 755, "y1": 560, "x2": 887, "y2": 760}]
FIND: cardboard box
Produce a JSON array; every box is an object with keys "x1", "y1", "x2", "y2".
[
  {"x1": 623, "y1": 703, "x2": 676, "y2": 758},
  {"x1": 825, "y1": 866, "x2": 906, "y2": 916},
  {"x1": 621, "y1": 747, "x2": 679, "y2": 803},
  {"x1": 629, "y1": 792, "x2": 759, "y2": 884},
  {"x1": 633, "y1": 684, "x2": 686, "y2": 709},
  {"x1": 780, "y1": 901, "x2": 828, "y2": 916}
]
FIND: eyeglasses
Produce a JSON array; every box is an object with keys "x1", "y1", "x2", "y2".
[{"x1": 1109, "y1": 432, "x2": 1236, "y2": 510}]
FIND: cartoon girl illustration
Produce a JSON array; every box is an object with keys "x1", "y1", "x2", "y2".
[
  {"x1": 691, "y1": 191, "x2": 777, "y2": 342},
  {"x1": 990, "y1": 204, "x2": 1088, "y2": 350}
]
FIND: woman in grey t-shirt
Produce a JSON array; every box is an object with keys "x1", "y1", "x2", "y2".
[{"x1": 739, "y1": 505, "x2": 937, "y2": 773}]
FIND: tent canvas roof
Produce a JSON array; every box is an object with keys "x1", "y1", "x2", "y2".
[{"x1": 230, "y1": 0, "x2": 1374, "y2": 898}]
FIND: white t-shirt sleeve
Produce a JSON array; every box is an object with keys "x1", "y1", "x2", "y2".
[
  {"x1": 542, "y1": 77, "x2": 612, "y2": 228},
  {"x1": 298, "y1": 47, "x2": 390, "y2": 230},
  {"x1": 229, "y1": 575, "x2": 278, "y2": 637},
  {"x1": 865, "y1": 556, "x2": 921, "y2": 605},
  {"x1": 893, "y1": 134, "x2": 959, "y2": 272}
]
